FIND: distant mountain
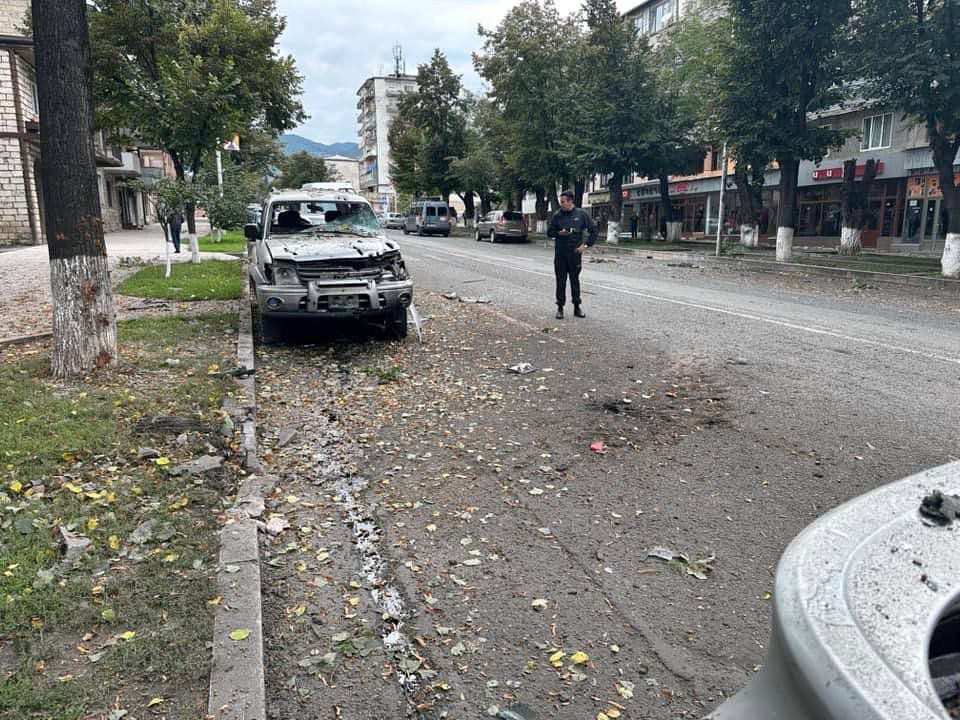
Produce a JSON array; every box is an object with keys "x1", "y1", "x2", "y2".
[{"x1": 280, "y1": 134, "x2": 360, "y2": 158}]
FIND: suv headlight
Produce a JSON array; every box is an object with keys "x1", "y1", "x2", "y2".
[{"x1": 271, "y1": 263, "x2": 300, "y2": 286}]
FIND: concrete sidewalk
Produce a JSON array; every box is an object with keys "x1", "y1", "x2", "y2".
[{"x1": 0, "y1": 221, "x2": 238, "y2": 344}]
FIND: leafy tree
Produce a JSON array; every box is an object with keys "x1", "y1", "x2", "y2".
[
  {"x1": 449, "y1": 97, "x2": 507, "y2": 223},
  {"x1": 718, "y1": 0, "x2": 853, "y2": 261},
  {"x1": 475, "y1": 0, "x2": 575, "y2": 226},
  {"x1": 274, "y1": 151, "x2": 334, "y2": 189},
  {"x1": 89, "y1": 0, "x2": 305, "y2": 236},
  {"x1": 567, "y1": 0, "x2": 659, "y2": 242},
  {"x1": 33, "y1": 0, "x2": 117, "y2": 378},
  {"x1": 389, "y1": 50, "x2": 466, "y2": 200},
  {"x1": 855, "y1": 0, "x2": 960, "y2": 276}
]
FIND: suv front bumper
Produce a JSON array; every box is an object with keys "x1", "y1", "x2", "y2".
[{"x1": 255, "y1": 277, "x2": 413, "y2": 318}]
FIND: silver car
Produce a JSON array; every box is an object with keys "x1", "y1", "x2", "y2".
[
  {"x1": 475, "y1": 210, "x2": 528, "y2": 243},
  {"x1": 244, "y1": 189, "x2": 413, "y2": 341}
]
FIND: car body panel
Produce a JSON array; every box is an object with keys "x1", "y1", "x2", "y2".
[
  {"x1": 706, "y1": 459, "x2": 960, "y2": 720},
  {"x1": 403, "y1": 199, "x2": 450, "y2": 236}
]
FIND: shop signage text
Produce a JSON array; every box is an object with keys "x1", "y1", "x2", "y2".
[{"x1": 812, "y1": 161, "x2": 885, "y2": 181}]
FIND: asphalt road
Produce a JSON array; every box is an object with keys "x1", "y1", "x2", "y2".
[{"x1": 257, "y1": 230, "x2": 959, "y2": 719}]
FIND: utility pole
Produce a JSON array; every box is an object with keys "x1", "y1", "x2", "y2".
[
  {"x1": 33, "y1": 0, "x2": 117, "y2": 377},
  {"x1": 715, "y1": 141, "x2": 728, "y2": 257}
]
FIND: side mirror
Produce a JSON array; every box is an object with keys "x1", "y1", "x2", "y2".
[{"x1": 244, "y1": 223, "x2": 259, "y2": 240}]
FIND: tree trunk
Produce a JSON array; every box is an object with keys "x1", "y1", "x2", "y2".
[
  {"x1": 734, "y1": 164, "x2": 763, "y2": 248},
  {"x1": 931, "y1": 131, "x2": 960, "y2": 278},
  {"x1": 657, "y1": 174, "x2": 673, "y2": 242},
  {"x1": 535, "y1": 187, "x2": 549, "y2": 234},
  {"x1": 33, "y1": 0, "x2": 116, "y2": 378},
  {"x1": 776, "y1": 158, "x2": 800, "y2": 262},
  {"x1": 839, "y1": 158, "x2": 878, "y2": 256},
  {"x1": 607, "y1": 172, "x2": 623, "y2": 245},
  {"x1": 573, "y1": 178, "x2": 585, "y2": 208},
  {"x1": 460, "y1": 192, "x2": 475, "y2": 227}
]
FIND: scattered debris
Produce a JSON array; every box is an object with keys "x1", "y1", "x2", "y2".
[
  {"x1": 277, "y1": 428, "x2": 299, "y2": 447},
  {"x1": 459, "y1": 296, "x2": 492, "y2": 304},
  {"x1": 263, "y1": 515, "x2": 290, "y2": 536},
  {"x1": 508, "y1": 362, "x2": 536, "y2": 375},
  {"x1": 59, "y1": 525, "x2": 92, "y2": 563},
  {"x1": 920, "y1": 490, "x2": 960, "y2": 526},
  {"x1": 647, "y1": 546, "x2": 715, "y2": 580},
  {"x1": 168, "y1": 454, "x2": 223, "y2": 477},
  {"x1": 208, "y1": 365, "x2": 255, "y2": 378},
  {"x1": 442, "y1": 292, "x2": 458, "y2": 300},
  {"x1": 590, "y1": 440, "x2": 606, "y2": 453}
]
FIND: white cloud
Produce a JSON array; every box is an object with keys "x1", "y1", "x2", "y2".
[{"x1": 275, "y1": 0, "x2": 631, "y2": 143}]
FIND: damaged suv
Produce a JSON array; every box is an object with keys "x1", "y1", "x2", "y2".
[{"x1": 245, "y1": 189, "x2": 414, "y2": 341}]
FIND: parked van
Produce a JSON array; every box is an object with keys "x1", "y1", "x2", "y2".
[{"x1": 402, "y1": 198, "x2": 450, "y2": 237}]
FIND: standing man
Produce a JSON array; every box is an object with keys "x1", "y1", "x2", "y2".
[
  {"x1": 167, "y1": 208, "x2": 184, "y2": 253},
  {"x1": 629, "y1": 213, "x2": 639, "y2": 240},
  {"x1": 547, "y1": 190, "x2": 597, "y2": 319}
]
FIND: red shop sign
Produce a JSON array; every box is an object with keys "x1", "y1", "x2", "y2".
[{"x1": 812, "y1": 161, "x2": 884, "y2": 181}]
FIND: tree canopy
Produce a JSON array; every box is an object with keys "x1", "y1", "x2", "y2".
[{"x1": 274, "y1": 151, "x2": 334, "y2": 190}]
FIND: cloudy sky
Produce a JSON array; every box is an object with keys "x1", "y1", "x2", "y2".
[{"x1": 275, "y1": 0, "x2": 633, "y2": 144}]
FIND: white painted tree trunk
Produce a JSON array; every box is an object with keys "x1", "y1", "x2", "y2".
[
  {"x1": 163, "y1": 231, "x2": 172, "y2": 278},
  {"x1": 49, "y1": 255, "x2": 117, "y2": 377},
  {"x1": 943, "y1": 232, "x2": 960, "y2": 278},
  {"x1": 666, "y1": 221, "x2": 682, "y2": 243},
  {"x1": 606, "y1": 219, "x2": 620, "y2": 245},
  {"x1": 740, "y1": 224, "x2": 759, "y2": 248},
  {"x1": 776, "y1": 226, "x2": 794, "y2": 262},
  {"x1": 189, "y1": 232, "x2": 200, "y2": 263},
  {"x1": 839, "y1": 226, "x2": 862, "y2": 256},
  {"x1": 536, "y1": 219, "x2": 547, "y2": 234}
]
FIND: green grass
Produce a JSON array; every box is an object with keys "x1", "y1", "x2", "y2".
[
  {"x1": 197, "y1": 229, "x2": 246, "y2": 253},
  {"x1": 115, "y1": 259, "x2": 242, "y2": 300},
  {"x1": 0, "y1": 313, "x2": 238, "y2": 719}
]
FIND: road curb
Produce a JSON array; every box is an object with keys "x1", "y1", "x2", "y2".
[
  {"x1": 0, "y1": 331, "x2": 53, "y2": 347},
  {"x1": 208, "y1": 271, "x2": 268, "y2": 720},
  {"x1": 576, "y1": 241, "x2": 960, "y2": 292}
]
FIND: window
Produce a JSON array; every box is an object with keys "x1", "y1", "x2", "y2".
[
  {"x1": 860, "y1": 113, "x2": 892, "y2": 151},
  {"x1": 632, "y1": 0, "x2": 676, "y2": 35}
]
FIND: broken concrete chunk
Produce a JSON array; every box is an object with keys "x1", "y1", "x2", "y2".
[{"x1": 168, "y1": 454, "x2": 223, "y2": 477}]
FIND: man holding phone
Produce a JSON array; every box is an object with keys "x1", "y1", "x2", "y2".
[{"x1": 547, "y1": 190, "x2": 597, "y2": 319}]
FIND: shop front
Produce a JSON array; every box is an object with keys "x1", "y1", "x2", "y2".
[{"x1": 900, "y1": 172, "x2": 957, "y2": 253}]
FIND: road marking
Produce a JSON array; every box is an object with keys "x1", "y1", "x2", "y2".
[{"x1": 413, "y1": 244, "x2": 960, "y2": 367}]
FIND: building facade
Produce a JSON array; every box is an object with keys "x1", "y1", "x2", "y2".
[
  {"x1": 0, "y1": 0, "x2": 41, "y2": 246},
  {"x1": 323, "y1": 154, "x2": 361, "y2": 193},
  {"x1": 591, "y1": 0, "x2": 959, "y2": 254},
  {"x1": 356, "y1": 73, "x2": 418, "y2": 212}
]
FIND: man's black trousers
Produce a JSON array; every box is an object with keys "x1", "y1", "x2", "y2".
[{"x1": 554, "y1": 247, "x2": 582, "y2": 307}]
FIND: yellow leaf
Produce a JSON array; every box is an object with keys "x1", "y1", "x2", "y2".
[
  {"x1": 598, "y1": 714, "x2": 610, "y2": 720},
  {"x1": 109, "y1": 535, "x2": 120, "y2": 550},
  {"x1": 207, "y1": 595, "x2": 223, "y2": 606},
  {"x1": 62, "y1": 482, "x2": 83, "y2": 494},
  {"x1": 147, "y1": 697, "x2": 164, "y2": 707},
  {"x1": 57, "y1": 674, "x2": 75, "y2": 682},
  {"x1": 607, "y1": 710, "x2": 621, "y2": 718},
  {"x1": 229, "y1": 628, "x2": 251, "y2": 641},
  {"x1": 762, "y1": 591, "x2": 773, "y2": 600},
  {"x1": 8, "y1": 480, "x2": 22, "y2": 493},
  {"x1": 426, "y1": 523, "x2": 438, "y2": 532},
  {"x1": 548, "y1": 650, "x2": 566, "y2": 667},
  {"x1": 285, "y1": 495, "x2": 300, "y2": 504},
  {"x1": 118, "y1": 631, "x2": 136, "y2": 641},
  {"x1": 347, "y1": 596, "x2": 360, "y2": 607},
  {"x1": 293, "y1": 604, "x2": 306, "y2": 617},
  {"x1": 569, "y1": 650, "x2": 589, "y2": 665},
  {"x1": 206, "y1": 363, "x2": 220, "y2": 374},
  {"x1": 162, "y1": 552, "x2": 178, "y2": 563},
  {"x1": 87, "y1": 517, "x2": 99, "y2": 531},
  {"x1": 154, "y1": 457, "x2": 170, "y2": 466},
  {"x1": 31, "y1": 616, "x2": 43, "y2": 629},
  {"x1": 168, "y1": 496, "x2": 189, "y2": 510}
]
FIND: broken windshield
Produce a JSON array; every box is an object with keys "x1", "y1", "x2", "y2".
[{"x1": 269, "y1": 201, "x2": 381, "y2": 235}]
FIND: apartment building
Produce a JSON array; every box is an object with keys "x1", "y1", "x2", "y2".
[
  {"x1": 356, "y1": 73, "x2": 418, "y2": 212},
  {"x1": 590, "y1": 0, "x2": 959, "y2": 253}
]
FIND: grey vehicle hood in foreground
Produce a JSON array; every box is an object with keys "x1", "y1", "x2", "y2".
[
  {"x1": 707, "y1": 459, "x2": 960, "y2": 719},
  {"x1": 265, "y1": 234, "x2": 400, "y2": 262}
]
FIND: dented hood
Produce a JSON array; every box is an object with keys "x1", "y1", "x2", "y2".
[{"x1": 265, "y1": 233, "x2": 400, "y2": 262}]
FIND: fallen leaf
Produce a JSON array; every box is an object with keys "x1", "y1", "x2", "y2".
[
  {"x1": 569, "y1": 650, "x2": 589, "y2": 665},
  {"x1": 229, "y1": 628, "x2": 251, "y2": 641}
]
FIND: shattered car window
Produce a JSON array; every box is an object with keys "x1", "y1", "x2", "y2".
[{"x1": 270, "y1": 201, "x2": 381, "y2": 235}]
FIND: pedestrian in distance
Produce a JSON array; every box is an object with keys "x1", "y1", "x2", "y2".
[
  {"x1": 167, "y1": 208, "x2": 184, "y2": 253},
  {"x1": 547, "y1": 189, "x2": 597, "y2": 319},
  {"x1": 629, "y1": 213, "x2": 638, "y2": 240}
]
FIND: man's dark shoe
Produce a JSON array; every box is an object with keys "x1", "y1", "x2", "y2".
[
  {"x1": 555, "y1": 307, "x2": 564, "y2": 319},
  {"x1": 574, "y1": 305, "x2": 585, "y2": 318}
]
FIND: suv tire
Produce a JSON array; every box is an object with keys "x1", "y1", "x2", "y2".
[
  {"x1": 389, "y1": 307, "x2": 408, "y2": 339},
  {"x1": 489, "y1": 229, "x2": 497, "y2": 243}
]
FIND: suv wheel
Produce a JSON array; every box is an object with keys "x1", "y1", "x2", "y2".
[
  {"x1": 256, "y1": 309, "x2": 282, "y2": 344},
  {"x1": 475, "y1": 228, "x2": 481, "y2": 241},
  {"x1": 489, "y1": 229, "x2": 497, "y2": 243},
  {"x1": 389, "y1": 307, "x2": 408, "y2": 339}
]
